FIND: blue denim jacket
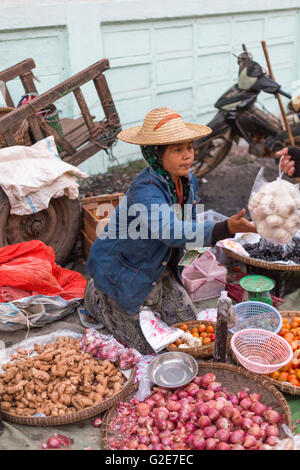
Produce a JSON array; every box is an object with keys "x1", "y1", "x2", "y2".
[{"x1": 86, "y1": 167, "x2": 216, "y2": 315}]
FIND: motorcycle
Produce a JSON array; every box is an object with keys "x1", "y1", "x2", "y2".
[{"x1": 193, "y1": 45, "x2": 300, "y2": 178}]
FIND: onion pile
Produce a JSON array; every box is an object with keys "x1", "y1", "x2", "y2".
[{"x1": 108, "y1": 374, "x2": 285, "y2": 450}]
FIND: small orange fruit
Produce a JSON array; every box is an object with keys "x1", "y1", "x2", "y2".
[
  {"x1": 202, "y1": 337, "x2": 212, "y2": 345},
  {"x1": 206, "y1": 326, "x2": 214, "y2": 334}
]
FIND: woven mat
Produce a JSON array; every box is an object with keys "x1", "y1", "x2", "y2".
[{"x1": 1, "y1": 289, "x2": 300, "y2": 450}]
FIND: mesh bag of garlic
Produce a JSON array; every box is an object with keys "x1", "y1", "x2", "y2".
[{"x1": 248, "y1": 168, "x2": 300, "y2": 245}]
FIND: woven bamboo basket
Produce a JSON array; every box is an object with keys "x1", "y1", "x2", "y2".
[
  {"x1": 2, "y1": 366, "x2": 136, "y2": 426},
  {"x1": 100, "y1": 362, "x2": 294, "y2": 449},
  {"x1": 223, "y1": 248, "x2": 300, "y2": 272},
  {"x1": 229, "y1": 311, "x2": 300, "y2": 396},
  {"x1": 0, "y1": 107, "x2": 31, "y2": 148},
  {"x1": 166, "y1": 320, "x2": 216, "y2": 359}
]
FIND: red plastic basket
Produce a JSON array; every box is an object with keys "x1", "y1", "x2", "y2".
[{"x1": 231, "y1": 328, "x2": 293, "y2": 374}]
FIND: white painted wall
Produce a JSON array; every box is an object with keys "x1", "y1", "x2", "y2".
[{"x1": 1, "y1": 0, "x2": 300, "y2": 174}]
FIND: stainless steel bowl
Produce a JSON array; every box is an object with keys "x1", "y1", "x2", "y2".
[{"x1": 147, "y1": 352, "x2": 198, "y2": 388}]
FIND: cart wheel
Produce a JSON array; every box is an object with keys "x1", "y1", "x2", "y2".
[{"x1": 0, "y1": 188, "x2": 81, "y2": 266}]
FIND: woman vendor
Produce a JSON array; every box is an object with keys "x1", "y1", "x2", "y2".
[{"x1": 85, "y1": 107, "x2": 256, "y2": 354}]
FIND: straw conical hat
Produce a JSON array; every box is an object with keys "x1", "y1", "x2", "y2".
[{"x1": 117, "y1": 107, "x2": 212, "y2": 145}]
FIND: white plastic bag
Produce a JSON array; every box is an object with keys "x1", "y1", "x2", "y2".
[
  {"x1": 139, "y1": 307, "x2": 182, "y2": 353},
  {"x1": 274, "y1": 424, "x2": 300, "y2": 450},
  {"x1": 248, "y1": 166, "x2": 300, "y2": 245}
]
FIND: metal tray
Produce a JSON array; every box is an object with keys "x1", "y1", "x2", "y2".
[{"x1": 147, "y1": 352, "x2": 198, "y2": 388}]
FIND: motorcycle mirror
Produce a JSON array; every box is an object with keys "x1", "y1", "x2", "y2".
[{"x1": 242, "y1": 43, "x2": 247, "y2": 52}]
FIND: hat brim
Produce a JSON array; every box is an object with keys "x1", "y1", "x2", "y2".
[{"x1": 117, "y1": 123, "x2": 212, "y2": 145}]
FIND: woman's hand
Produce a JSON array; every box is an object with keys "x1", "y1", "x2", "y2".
[
  {"x1": 276, "y1": 147, "x2": 296, "y2": 176},
  {"x1": 227, "y1": 209, "x2": 257, "y2": 235}
]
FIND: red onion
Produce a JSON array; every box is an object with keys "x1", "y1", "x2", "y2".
[
  {"x1": 202, "y1": 390, "x2": 215, "y2": 402},
  {"x1": 152, "y1": 444, "x2": 164, "y2": 450},
  {"x1": 93, "y1": 417, "x2": 102, "y2": 428},
  {"x1": 184, "y1": 383, "x2": 199, "y2": 396},
  {"x1": 194, "y1": 429, "x2": 205, "y2": 438},
  {"x1": 40, "y1": 442, "x2": 48, "y2": 450},
  {"x1": 200, "y1": 373, "x2": 216, "y2": 388},
  {"x1": 197, "y1": 415, "x2": 211, "y2": 429},
  {"x1": 127, "y1": 439, "x2": 139, "y2": 449},
  {"x1": 241, "y1": 417, "x2": 253, "y2": 430},
  {"x1": 244, "y1": 435, "x2": 257, "y2": 449},
  {"x1": 196, "y1": 403, "x2": 209, "y2": 416},
  {"x1": 263, "y1": 409, "x2": 281, "y2": 424},
  {"x1": 231, "y1": 444, "x2": 245, "y2": 450},
  {"x1": 232, "y1": 415, "x2": 243, "y2": 428},
  {"x1": 46, "y1": 437, "x2": 61, "y2": 449},
  {"x1": 139, "y1": 435, "x2": 149, "y2": 445},
  {"x1": 196, "y1": 389, "x2": 205, "y2": 400},
  {"x1": 179, "y1": 406, "x2": 191, "y2": 422},
  {"x1": 228, "y1": 394, "x2": 239, "y2": 406},
  {"x1": 252, "y1": 415, "x2": 263, "y2": 425},
  {"x1": 229, "y1": 430, "x2": 245, "y2": 445},
  {"x1": 161, "y1": 437, "x2": 171, "y2": 447},
  {"x1": 137, "y1": 403, "x2": 150, "y2": 416},
  {"x1": 265, "y1": 436, "x2": 278, "y2": 447},
  {"x1": 216, "y1": 417, "x2": 230, "y2": 430},
  {"x1": 53, "y1": 434, "x2": 72, "y2": 448},
  {"x1": 137, "y1": 427, "x2": 148, "y2": 436},
  {"x1": 150, "y1": 435, "x2": 159, "y2": 445},
  {"x1": 203, "y1": 425, "x2": 217, "y2": 438},
  {"x1": 215, "y1": 391, "x2": 228, "y2": 399},
  {"x1": 156, "y1": 419, "x2": 167, "y2": 431},
  {"x1": 167, "y1": 421, "x2": 175, "y2": 431},
  {"x1": 207, "y1": 400, "x2": 217, "y2": 409},
  {"x1": 248, "y1": 425, "x2": 262, "y2": 439},
  {"x1": 208, "y1": 408, "x2": 220, "y2": 422},
  {"x1": 192, "y1": 376, "x2": 202, "y2": 385},
  {"x1": 207, "y1": 381, "x2": 222, "y2": 393},
  {"x1": 214, "y1": 429, "x2": 230, "y2": 442},
  {"x1": 258, "y1": 444, "x2": 272, "y2": 450},
  {"x1": 221, "y1": 405, "x2": 234, "y2": 419},
  {"x1": 206, "y1": 438, "x2": 218, "y2": 450},
  {"x1": 190, "y1": 412, "x2": 198, "y2": 422},
  {"x1": 185, "y1": 433, "x2": 195, "y2": 447},
  {"x1": 185, "y1": 421, "x2": 197, "y2": 433},
  {"x1": 137, "y1": 444, "x2": 149, "y2": 450},
  {"x1": 168, "y1": 393, "x2": 178, "y2": 401},
  {"x1": 151, "y1": 392, "x2": 164, "y2": 402},
  {"x1": 145, "y1": 398, "x2": 156, "y2": 409},
  {"x1": 266, "y1": 425, "x2": 279, "y2": 437},
  {"x1": 167, "y1": 400, "x2": 181, "y2": 412},
  {"x1": 152, "y1": 426, "x2": 159, "y2": 435},
  {"x1": 250, "y1": 393, "x2": 261, "y2": 402},
  {"x1": 192, "y1": 436, "x2": 206, "y2": 450},
  {"x1": 250, "y1": 401, "x2": 265, "y2": 416},
  {"x1": 215, "y1": 397, "x2": 227, "y2": 411},
  {"x1": 153, "y1": 386, "x2": 169, "y2": 396},
  {"x1": 240, "y1": 398, "x2": 252, "y2": 410},
  {"x1": 216, "y1": 442, "x2": 231, "y2": 450},
  {"x1": 168, "y1": 411, "x2": 179, "y2": 423},
  {"x1": 237, "y1": 390, "x2": 249, "y2": 401},
  {"x1": 177, "y1": 390, "x2": 188, "y2": 399},
  {"x1": 153, "y1": 407, "x2": 169, "y2": 421}
]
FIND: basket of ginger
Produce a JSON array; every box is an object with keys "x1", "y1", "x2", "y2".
[
  {"x1": 267, "y1": 312, "x2": 300, "y2": 396},
  {"x1": 167, "y1": 320, "x2": 216, "y2": 359}
]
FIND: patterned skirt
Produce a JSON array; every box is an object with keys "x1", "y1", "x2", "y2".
[{"x1": 84, "y1": 267, "x2": 197, "y2": 354}]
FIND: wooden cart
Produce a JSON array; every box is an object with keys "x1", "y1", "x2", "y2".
[{"x1": 0, "y1": 58, "x2": 121, "y2": 264}]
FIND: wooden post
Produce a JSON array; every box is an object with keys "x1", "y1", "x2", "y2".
[{"x1": 261, "y1": 40, "x2": 295, "y2": 146}]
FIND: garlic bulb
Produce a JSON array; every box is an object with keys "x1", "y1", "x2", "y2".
[{"x1": 249, "y1": 178, "x2": 300, "y2": 245}]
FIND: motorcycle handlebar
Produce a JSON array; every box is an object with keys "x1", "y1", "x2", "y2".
[{"x1": 278, "y1": 89, "x2": 292, "y2": 99}]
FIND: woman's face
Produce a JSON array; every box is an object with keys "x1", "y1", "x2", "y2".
[{"x1": 161, "y1": 142, "x2": 194, "y2": 178}]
